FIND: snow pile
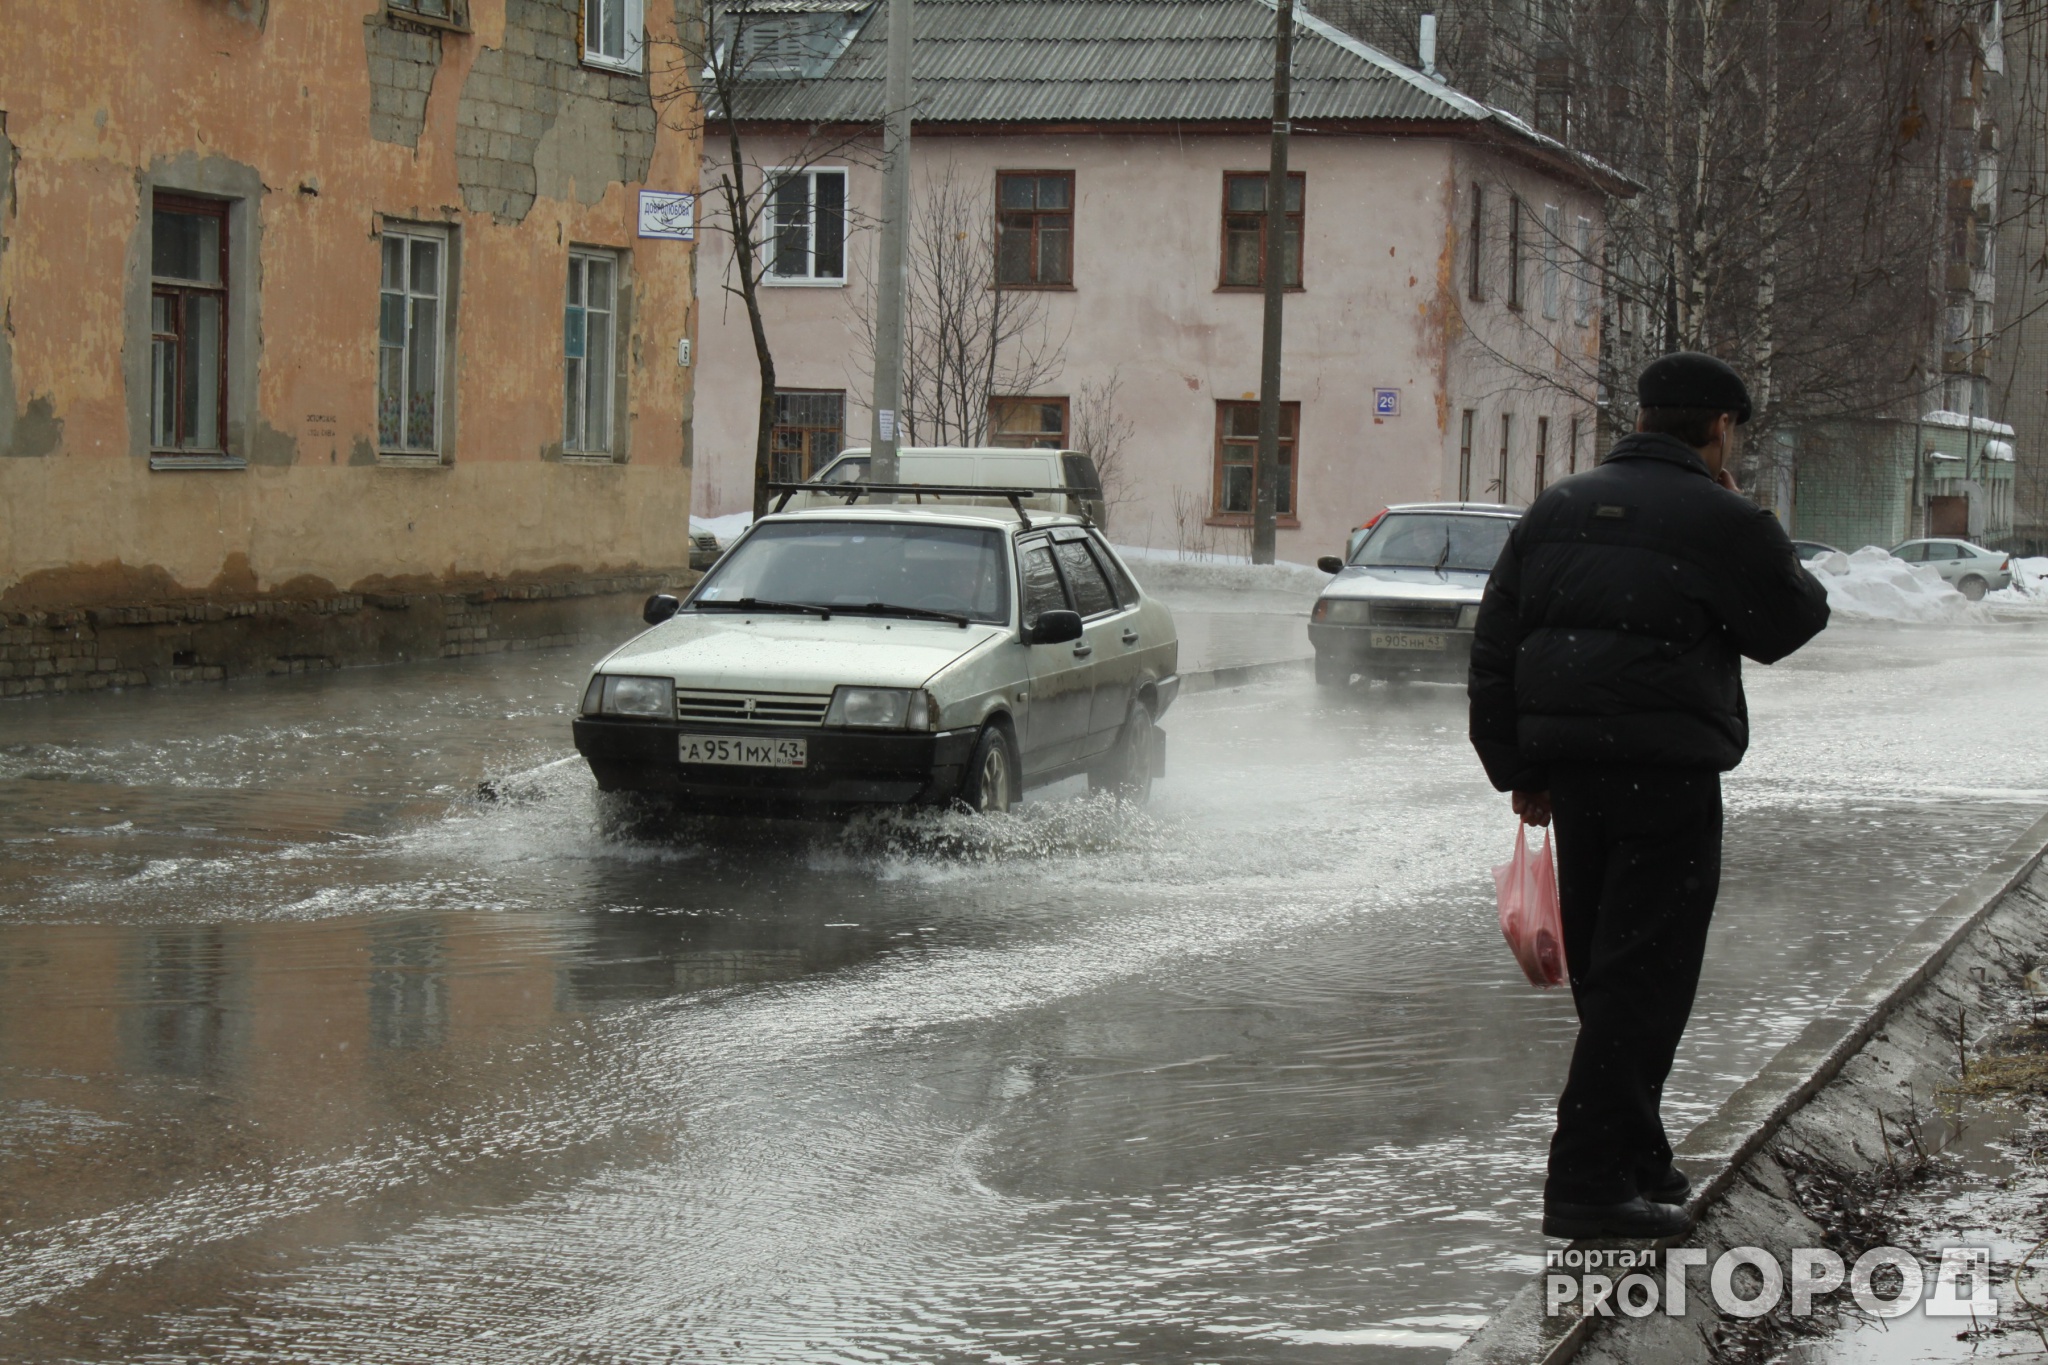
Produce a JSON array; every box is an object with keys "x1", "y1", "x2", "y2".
[
  {"x1": 690, "y1": 512, "x2": 753, "y2": 545},
  {"x1": 1804, "y1": 546, "x2": 1973, "y2": 623},
  {"x1": 1110, "y1": 544, "x2": 1333, "y2": 600}
]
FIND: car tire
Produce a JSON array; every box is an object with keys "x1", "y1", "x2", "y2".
[
  {"x1": 1089, "y1": 698, "x2": 1156, "y2": 802},
  {"x1": 1314, "y1": 653, "x2": 1350, "y2": 690},
  {"x1": 1959, "y1": 575, "x2": 1988, "y2": 601},
  {"x1": 960, "y1": 721, "x2": 1019, "y2": 815}
]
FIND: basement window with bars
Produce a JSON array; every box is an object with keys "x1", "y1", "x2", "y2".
[
  {"x1": 771, "y1": 390, "x2": 845, "y2": 482},
  {"x1": 564, "y1": 249, "x2": 620, "y2": 458},
  {"x1": 150, "y1": 195, "x2": 230, "y2": 457},
  {"x1": 765, "y1": 169, "x2": 847, "y2": 283}
]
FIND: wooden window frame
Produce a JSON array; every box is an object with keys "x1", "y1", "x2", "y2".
[
  {"x1": 1568, "y1": 415, "x2": 1580, "y2": 475},
  {"x1": 988, "y1": 395, "x2": 1069, "y2": 449},
  {"x1": 1541, "y1": 203, "x2": 1562, "y2": 320},
  {"x1": 1458, "y1": 408, "x2": 1476, "y2": 500},
  {"x1": 770, "y1": 388, "x2": 846, "y2": 482},
  {"x1": 1572, "y1": 215, "x2": 1594, "y2": 327},
  {"x1": 385, "y1": 0, "x2": 469, "y2": 32},
  {"x1": 1535, "y1": 415, "x2": 1550, "y2": 495},
  {"x1": 376, "y1": 222, "x2": 452, "y2": 460},
  {"x1": 149, "y1": 193, "x2": 231, "y2": 458},
  {"x1": 762, "y1": 167, "x2": 849, "y2": 285},
  {"x1": 1495, "y1": 412, "x2": 1512, "y2": 502},
  {"x1": 1507, "y1": 196, "x2": 1525, "y2": 311},
  {"x1": 1208, "y1": 399, "x2": 1301, "y2": 527},
  {"x1": 582, "y1": 0, "x2": 646, "y2": 73},
  {"x1": 1218, "y1": 171, "x2": 1306, "y2": 292},
  {"x1": 564, "y1": 247, "x2": 621, "y2": 460},
  {"x1": 994, "y1": 170, "x2": 1075, "y2": 290},
  {"x1": 1467, "y1": 186, "x2": 1485, "y2": 302}
]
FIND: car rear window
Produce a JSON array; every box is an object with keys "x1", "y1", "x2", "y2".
[{"x1": 1353, "y1": 513, "x2": 1513, "y2": 572}]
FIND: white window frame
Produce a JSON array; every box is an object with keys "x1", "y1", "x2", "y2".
[
  {"x1": 761, "y1": 167, "x2": 849, "y2": 286},
  {"x1": 1572, "y1": 215, "x2": 1594, "y2": 327},
  {"x1": 583, "y1": 0, "x2": 645, "y2": 73},
  {"x1": 377, "y1": 222, "x2": 451, "y2": 460},
  {"x1": 1541, "y1": 203, "x2": 1562, "y2": 321},
  {"x1": 564, "y1": 248, "x2": 622, "y2": 459}
]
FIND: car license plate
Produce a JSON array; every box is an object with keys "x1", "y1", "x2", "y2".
[
  {"x1": 678, "y1": 734, "x2": 808, "y2": 768},
  {"x1": 1370, "y1": 631, "x2": 1447, "y2": 651}
]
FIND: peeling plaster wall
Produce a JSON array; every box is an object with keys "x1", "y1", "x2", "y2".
[{"x1": 0, "y1": 0, "x2": 702, "y2": 621}]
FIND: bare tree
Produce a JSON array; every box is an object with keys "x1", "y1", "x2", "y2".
[
  {"x1": 853, "y1": 163, "x2": 1067, "y2": 446},
  {"x1": 1072, "y1": 368, "x2": 1136, "y2": 517},
  {"x1": 656, "y1": 1, "x2": 875, "y2": 517}
]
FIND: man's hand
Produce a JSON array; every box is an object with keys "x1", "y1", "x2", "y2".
[
  {"x1": 1512, "y1": 791, "x2": 1552, "y2": 827},
  {"x1": 1715, "y1": 467, "x2": 1740, "y2": 493}
]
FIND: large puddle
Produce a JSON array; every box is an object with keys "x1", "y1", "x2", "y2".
[{"x1": 2, "y1": 622, "x2": 2046, "y2": 1361}]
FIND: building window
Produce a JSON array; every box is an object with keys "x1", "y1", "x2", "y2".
[
  {"x1": 1459, "y1": 408, "x2": 1476, "y2": 499},
  {"x1": 1467, "y1": 187, "x2": 1485, "y2": 302},
  {"x1": 1541, "y1": 205, "x2": 1562, "y2": 320},
  {"x1": 1212, "y1": 400, "x2": 1299, "y2": 520},
  {"x1": 564, "y1": 249, "x2": 619, "y2": 457},
  {"x1": 989, "y1": 396, "x2": 1069, "y2": 448},
  {"x1": 1496, "y1": 412, "x2": 1512, "y2": 500},
  {"x1": 1220, "y1": 172, "x2": 1305, "y2": 289},
  {"x1": 584, "y1": 0, "x2": 645, "y2": 71},
  {"x1": 1507, "y1": 197, "x2": 1524, "y2": 310},
  {"x1": 386, "y1": 0, "x2": 467, "y2": 27},
  {"x1": 150, "y1": 195, "x2": 230, "y2": 455},
  {"x1": 378, "y1": 224, "x2": 449, "y2": 456},
  {"x1": 771, "y1": 390, "x2": 845, "y2": 482},
  {"x1": 996, "y1": 172, "x2": 1073, "y2": 287},
  {"x1": 1568, "y1": 415, "x2": 1580, "y2": 474},
  {"x1": 1535, "y1": 415, "x2": 1550, "y2": 495},
  {"x1": 765, "y1": 169, "x2": 846, "y2": 283},
  {"x1": 1572, "y1": 216, "x2": 1594, "y2": 326}
]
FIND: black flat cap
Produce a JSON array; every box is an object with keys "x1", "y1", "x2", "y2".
[{"x1": 1637, "y1": 352, "x2": 1752, "y2": 424}]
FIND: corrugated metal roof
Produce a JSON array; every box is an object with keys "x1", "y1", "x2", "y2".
[{"x1": 719, "y1": 0, "x2": 1484, "y2": 125}]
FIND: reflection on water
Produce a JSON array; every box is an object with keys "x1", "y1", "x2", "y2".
[{"x1": 1, "y1": 628, "x2": 2046, "y2": 1362}]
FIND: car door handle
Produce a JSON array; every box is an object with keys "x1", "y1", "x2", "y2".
[
  {"x1": 1121, "y1": 629, "x2": 1140, "y2": 645},
  {"x1": 1072, "y1": 643, "x2": 1093, "y2": 658}
]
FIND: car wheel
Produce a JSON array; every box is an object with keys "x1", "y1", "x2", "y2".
[
  {"x1": 960, "y1": 722, "x2": 1019, "y2": 815},
  {"x1": 1959, "y1": 575, "x2": 1988, "y2": 601},
  {"x1": 1089, "y1": 698, "x2": 1156, "y2": 802},
  {"x1": 1314, "y1": 653, "x2": 1350, "y2": 690}
]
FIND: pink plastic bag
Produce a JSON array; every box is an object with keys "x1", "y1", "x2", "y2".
[{"x1": 1495, "y1": 825, "x2": 1567, "y2": 988}]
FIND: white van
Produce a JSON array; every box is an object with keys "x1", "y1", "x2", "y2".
[{"x1": 797, "y1": 446, "x2": 1107, "y2": 526}]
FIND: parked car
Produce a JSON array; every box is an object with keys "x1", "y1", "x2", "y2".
[
  {"x1": 1887, "y1": 538, "x2": 2013, "y2": 600},
  {"x1": 1790, "y1": 539, "x2": 1842, "y2": 562},
  {"x1": 1310, "y1": 502, "x2": 1521, "y2": 687},
  {"x1": 800, "y1": 446, "x2": 1107, "y2": 525},
  {"x1": 573, "y1": 502, "x2": 1177, "y2": 816}
]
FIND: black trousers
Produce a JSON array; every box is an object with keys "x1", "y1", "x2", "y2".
[{"x1": 1543, "y1": 764, "x2": 1723, "y2": 1206}]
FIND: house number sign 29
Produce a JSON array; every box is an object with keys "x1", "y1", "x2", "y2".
[{"x1": 1374, "y1": 389, "x2": 1400, "y2": 417}]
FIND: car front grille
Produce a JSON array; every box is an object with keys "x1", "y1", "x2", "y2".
[
  {"x1": 675, "y1": 689, "x2": 833, "y2": 727},
  {"x1": 1370, "y1": 601, "x2": 1462, "y2": 629}
]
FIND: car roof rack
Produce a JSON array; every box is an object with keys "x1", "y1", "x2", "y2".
[{"x1": 763, "y1": 481, "x2": 1094, "y2": 531}]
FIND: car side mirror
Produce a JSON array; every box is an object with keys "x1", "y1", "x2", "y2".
[
  {"x1": 1317, "y1": 556, "x2": 1346, "y2": 575},
  {"x1": 642, "y1": 593, "x2": 681, "y2": 626},
  {"x1": 1026, "y1": 609, "x2": 1084, "y2": 645}
]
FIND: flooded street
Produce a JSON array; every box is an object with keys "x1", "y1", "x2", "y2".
[{"x1": 4, "y1": 621, "x2": 2048, "y2": 1363}]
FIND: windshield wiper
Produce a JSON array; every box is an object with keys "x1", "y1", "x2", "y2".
[
  {"x1": 1433, "y1": 526, "x2": 1454, "y2": 577},
  {"x1": 837, "y1": 602, "x2": 972, "y2": 627},
  {"x1": 692, "y1": 597, "x2": 834, "y2": 619}
]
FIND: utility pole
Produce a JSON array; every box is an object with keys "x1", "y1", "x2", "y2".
[
  {"x1": 869, "y1": 0, "x2": 913, "y2": 495},
  {"x1": 1251, "y1": 0, "x2": 1293, "y2": 565}
]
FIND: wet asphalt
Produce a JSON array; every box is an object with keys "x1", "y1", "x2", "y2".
[{"x1": 2, "y1": 618, "x2": 2046, "y2": 1363}]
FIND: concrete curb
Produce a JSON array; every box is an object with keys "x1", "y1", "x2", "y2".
[
  {"x1": 1176, "y1": 655, "x2": 1313, "y2": 694},
  {"x1": 1448, "y1": 806, "x2": 2048, "y2": 1365}
]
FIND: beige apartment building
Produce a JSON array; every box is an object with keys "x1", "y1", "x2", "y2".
[{"x1": 0, "y1": 0, "x2": 701, "y2": 693}]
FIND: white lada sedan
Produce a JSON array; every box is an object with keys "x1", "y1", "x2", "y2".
[
  {"x1": 573, "y1": 504, "x2": 1179, "y2": 815},
  {"x1": 1309, "y1": 502, "x2": 1521, "y2": 687}
]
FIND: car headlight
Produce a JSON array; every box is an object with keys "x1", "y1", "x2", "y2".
[
  {"x1": 1313, "y1": 598, "x2": 1369, "y2": 625},
  {"x1": 826, "y1": 686, "x2": 940, "y2": 731},
  {"x1": 587, "y1": 674, "x2": 675, "y2": 718},
  {"x1": 1458, "y1": 604, "x2": 1481, "y2": 629}
]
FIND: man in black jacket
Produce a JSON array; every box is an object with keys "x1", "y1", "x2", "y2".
[{"x1": 1468, "y1": 353, "x2": 1830, "y2": 1240}]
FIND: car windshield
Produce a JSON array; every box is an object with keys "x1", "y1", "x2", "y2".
[
  {"x1": 1352, "y1": 513, "x2": 1513, "y2": 572},
  {"x1": 691, "y1": 520, "x2": 1012, "y2": 624}
]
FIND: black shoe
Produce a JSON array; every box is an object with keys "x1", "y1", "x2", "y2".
[
  {"x1": 1641, "y1": 1165, "x2": 1692, "y2": 1205},
  {"x1": 1542, "y1": 1196, "x2": 1694, "y2": 1240}
]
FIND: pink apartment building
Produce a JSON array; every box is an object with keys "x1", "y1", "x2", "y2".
[{"x1": 695, "y1": 0, "x2": 1632, "y2": 562}]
